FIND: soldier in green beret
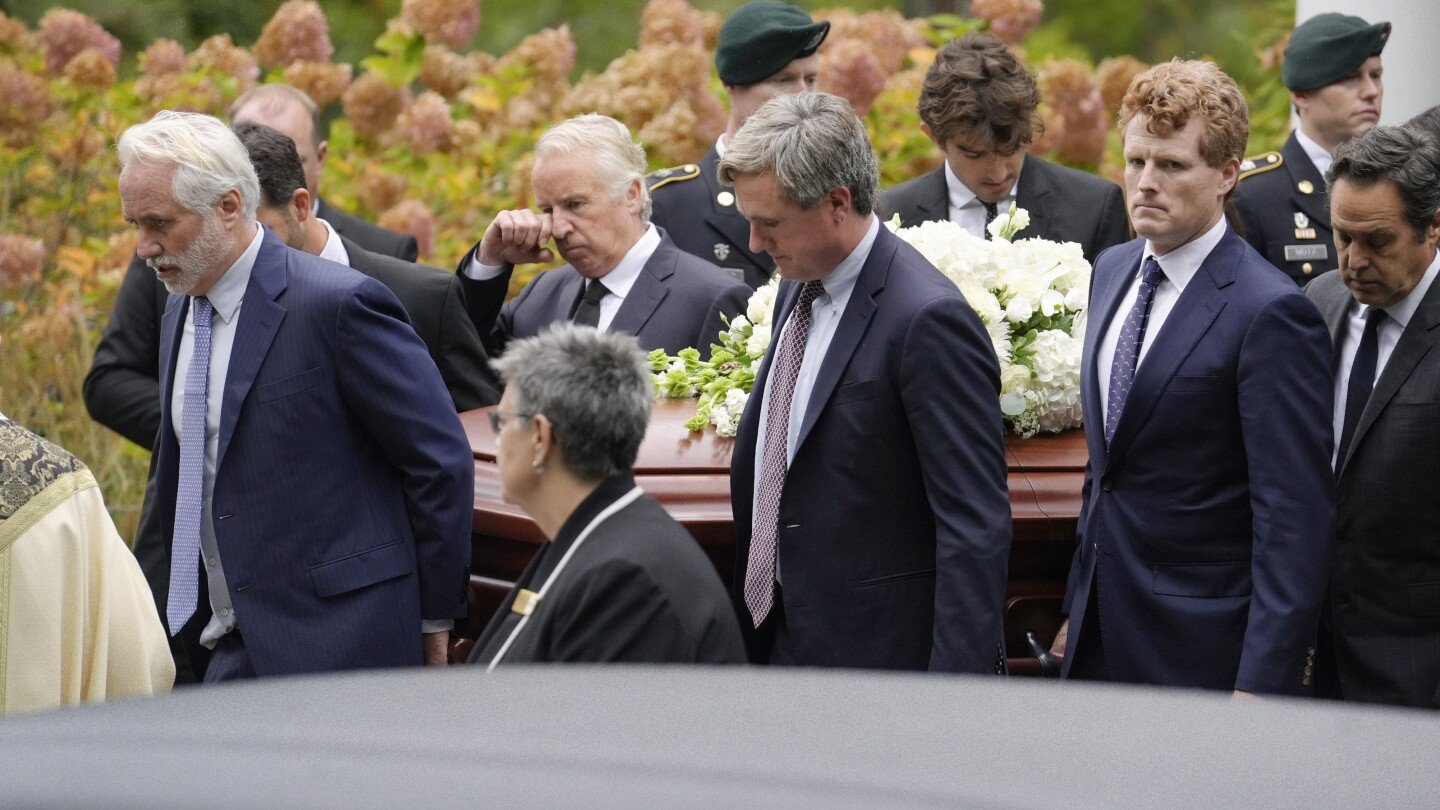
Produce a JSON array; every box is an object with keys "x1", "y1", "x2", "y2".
[
  {"x1": 1233, "y1": 13, "x2": 1390, "y2": 284},
  {"x1": 647, "y1": 0, "x2": 829, "y2": 288}
]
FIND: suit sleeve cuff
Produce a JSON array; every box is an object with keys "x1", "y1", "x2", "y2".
[
  {"x1": 422, "y1": 619, "x2": 455, "y2": 634},
  {"x1": 459, "y1": 247, "x2": 508, "y2": 281}
]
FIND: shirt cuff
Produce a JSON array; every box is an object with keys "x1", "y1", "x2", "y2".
[
  {"x1": 459, "y1": 247, "x2": 508, "y2": 281},
  {"x1": 421, "y1": 619, "x2": 455, "y2": 634}
]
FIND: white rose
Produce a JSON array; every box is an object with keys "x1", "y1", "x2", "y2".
[
  {"x1": 747, "y1": 280, "x2": 779, "y2": 325},
  {"x1": 1005, "y1": 295, "x2": 1035, "y2": 324},
  {"x1": 745, "y1": 322, "x2": 772, "y2": 356}
]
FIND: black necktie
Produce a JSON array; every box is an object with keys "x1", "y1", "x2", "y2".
[
  {"x1": 572, "y1": 280, "x2": 610, "y2": 328},
  {"x1": 981, "y1": 201, "x2": 999, "y2": 240},
  {"x1": 1337, "y1": 306, "x2": 1385, "y2": 466}
]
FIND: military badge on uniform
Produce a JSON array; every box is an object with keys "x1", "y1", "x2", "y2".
[
  {"x1": 1294, "y1": 212, "x2": 1316, "y2": 240},
  {"x1": 716, "y1": 191, "x2": 735, "y2": 207},
  {"x1": 1297, "y1": 180, "x2": 1315, "y2": 195},
  {"x1": 714, "y1": 243, "x2": 731, "y2": 261}
]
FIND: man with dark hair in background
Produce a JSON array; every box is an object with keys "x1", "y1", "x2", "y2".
[{"x1": 883, "y1": 32, "x2": 1128, "y2": 265}]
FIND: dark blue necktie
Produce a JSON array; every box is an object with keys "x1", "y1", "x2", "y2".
[
  {"x1": 1105, "y1": 257, "x2": 1165, "y2": 446},
  {"x1": 168, "y1": 295, "x2": 212, "y2": 634},
  {"x1": 1337, "y1": 306, "x2": 1385, "y2": 467}
]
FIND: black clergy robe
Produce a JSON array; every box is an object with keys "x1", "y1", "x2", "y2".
[{"x1": 468, "y1": 474, "x2": 746, "y2": 666}]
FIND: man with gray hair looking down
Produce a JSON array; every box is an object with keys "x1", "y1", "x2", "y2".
[
  {"x1": 721, "y1": 93, "x2": 1011, "y2": 672},
  {"x1": 118, "y1": 110, "x2": 473, "y2": 681},
  {"x1": 455, "y1": 113, "x2": 749, "y2": 358}
]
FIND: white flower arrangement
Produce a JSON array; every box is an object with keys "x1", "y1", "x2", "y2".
[
  {"x1": 892, "y1": 204, "x2": 1089, "y2": 436},
  {"x1": 652, "y1": 205, "x2": 1089, "y2": 438}
]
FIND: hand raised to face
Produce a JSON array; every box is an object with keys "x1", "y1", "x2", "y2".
[{"x1": 477, "y1": 208, "x2": 556, "y2": 267}]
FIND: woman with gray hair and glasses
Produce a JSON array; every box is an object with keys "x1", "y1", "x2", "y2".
[{"x1": 468, "y1": 324, "x2": 746, "y2": 667}]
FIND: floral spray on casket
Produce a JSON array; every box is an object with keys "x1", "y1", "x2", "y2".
[{"x1": 650, "y1": 205, "x2": 1090, "y2": 437}]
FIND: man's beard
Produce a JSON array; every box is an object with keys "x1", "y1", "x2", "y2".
[{"x1": 148, "y1": 214, "x2": 231, "y2": 295}]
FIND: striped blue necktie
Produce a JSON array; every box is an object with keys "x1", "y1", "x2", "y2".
[{"x1": 168, "y1": 296, "x2": 212, "y2": 635}]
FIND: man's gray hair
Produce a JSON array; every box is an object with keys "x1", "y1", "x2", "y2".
[
  {"x1": 230, "y1": 83, "x2": 324, "y2": 146},
  {"x1": 491, "y1": 324, "x2": 652, "y2": 481},
  {"x1": 717, "y1": 92, "x2": 878, "y2": 215},
  {"x1": 1329, "y1": 125, "x2": 1440, "y2": 241},
  {"x1": 118, "y1": 110, "x2": 260, "y2": 221},
  {"x1": 535, "y1": 113, "x2": 652, "y2": 222}
]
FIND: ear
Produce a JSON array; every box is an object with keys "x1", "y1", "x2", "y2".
[
  {"x1": 532, "y1": 413, "x2": 556, "y2": 468},
  {"x1": 1217, "y1": 155, "x2": 1241, "y2": 196},
  {"x1": 1289, "y1": 89, "x2": 1309, "y2": 113},
  {"x1": 827, "y1": 184, "x2": 853, "y2": 219},
  {"x1": 292, "y1": 188, "x2": 312, "y2": 223},
  {"x1": 216, "y1": 187, "x2": 245, "y2": 224},
  {"x1": 315, "y1": 138, "x2": 328, "y2": 167},
  {"x1": 624, "y1": 176, "x2": 644, "y2": 216},
  {"x1": 920, "y1": 122, "x2": 937, "y2": 146}
]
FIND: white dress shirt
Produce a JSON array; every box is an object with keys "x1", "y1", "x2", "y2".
[
  {"x1": 171, "y1": 225, "x2": 262, "y2": 648},
  {"x1": 462, "y1": 224, "x2": 660, "y2": 334},
  {"x1": 752, "y1": 215, "x2": 880, "y2": 543},
  {"x1": 1332, "y1": 250, "x2": 1440, "y2": 467},
  {"x1": 317, "y1": 217, "x2": 350, "y2": 266},
  {"x1": 1295, "y1": 128, "x2": 1334, "y2": 179},
  {"x1": 1097, "y1": 216, "x2": 1229, "y2": 418},
  {"x1": 945, "y1": 160, "x2": 1020, "y2": 239}
]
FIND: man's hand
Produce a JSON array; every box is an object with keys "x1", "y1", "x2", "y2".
[
  {"x1": 476, "y1": 209, "x2": 555, "y2": 267},
  {"x1": 1049, "y1": 618, "x2": 1069, "y2": 660},
  {"x1": 1232, "y1": 689, "x2": 1260, "y2": 701},
  {"x1": 423, "y1": 630, "x2": 451, "y2": 667}
]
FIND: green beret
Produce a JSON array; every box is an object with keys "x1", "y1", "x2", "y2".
[
  {"x1": 715, "y1": 0, "x2": 830, "y2": 86},
  {"x1": 1283, "y1": 13, "x2": 1390, "y2": 91}
]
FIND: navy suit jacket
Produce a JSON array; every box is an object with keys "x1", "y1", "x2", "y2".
[
  {"x1": 457, "y1": 229, "x2": 749, "y2": 358},
  {"x1": 155, "y1": 229, "x2": 473, "y2": 676},
  {"x1": 731, "y1": 223, "x2": 1012, "y2": 672},
  {"x1": 1061, "y1": 227, "x2": 1336, "y2": 695}
]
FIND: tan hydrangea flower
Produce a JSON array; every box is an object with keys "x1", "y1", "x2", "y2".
[
  {"x1": 394, "y1": 91, "x2": 454, "y2": 154},
  {"x1": 1096, "y1": 55, "x2": 1147, "y2": 115},
  {"x1": 253, "y1": 0, "x2": 334, "y2": 69},
  {"x1": 818, "y1": 39, "x2": 887, "y2": 117},
  {"x1": 357, "y1": 167, "x2": 409, "y2": 214},
  {"x1": 343, "y1": 72, "x2": 410, "y2": 139},
  {"x1": 45, "y1": 127, "x2": 107, "y2": 173},
  {"x1": 496, "y1": 25, "x2": 576, "y2": 83},
  {"x1": 379, "y1": 199, "x2": 436, "y2": 259},
  {"x1": 1033, "y1": 59, "x2": 1107, "y2": 165},
  {"x1": 420, "y1": 45, "x2": 471, "y2": 98},
  {"x1": 100, "y1": 230, "x2": 139, "y2": 277},
  {"x1": 189, "y1": 34, "x2": 260, "y2": 93},
  {"x1": 0, "y1": 12, "x2": 35, "y2": 53},
  {"x1": 818, "y1": 9, "x2": 926, "y2": 76},
  {"x1": 283, "y1": 60, "x2": 353, "y2": 107},
  {"x1": 401, "y1": 0, "x2": 480, "y2": 49},
  {"x1": 0, "y1": 233, "x2": 44, "y2": 288},
  {"x1": 640, "y1": 0, "x2": 707, "y2": 48},
  {"x1": 137, "y1": 73, "x2": 226, "y2": 115},
  {"x1": 0, "y1": 59, "x2": 52, "y2": 146},
  {"x1": 969, "y1": 0, "x2": 1044, "y2": 46},
  {"x1": 36, "y1": 9, "x2": 121, "y2": 77},
  {"x1": 62, "y1": 47, "x2": 116, "y2": 89},
  {"x1": 141, "y1": 38, "x2": 187, "y2": 77}
]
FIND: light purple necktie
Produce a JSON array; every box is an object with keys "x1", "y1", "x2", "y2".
[
  {"x1": 1105, "y1": 257, "x2": 1164, "y2": 446},
  {"x1": 744, "y1": 280, "x2": 825, "y2": 628},
  {"x1": 168, "y1": 296, "x2": 211, "y2": 635}
]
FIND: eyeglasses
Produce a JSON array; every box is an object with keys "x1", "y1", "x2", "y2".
[{"x1": 488, "y1": 409, "x2": 534, "y2": 435}]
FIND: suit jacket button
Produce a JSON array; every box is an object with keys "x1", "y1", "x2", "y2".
[{"x1": 1101, "y1": 479, "x2": 1113, "y2": 492}]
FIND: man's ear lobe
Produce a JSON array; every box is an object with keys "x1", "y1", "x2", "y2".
[{"x1": 293, "y1": 188, "x2": 312, "y2": 222}]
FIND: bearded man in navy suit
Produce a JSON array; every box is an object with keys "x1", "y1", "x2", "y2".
[
  {"x1": 1053, "y1": 60, "x2": 1336, "y2": 696},
  {"x1": 723, "y1": 92, "x2": 1011, "y2": 672},
  {"x1": 119, "y1": 111, "x2": 473, "y2": 681}
]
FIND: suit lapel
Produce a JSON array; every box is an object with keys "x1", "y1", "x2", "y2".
[
  {"x1": 215, "y1": 231, "x2": 288, "y2": 473},
  {"x1": 1105, "y1": 232, "x2": 1239, "y2": 462},
  {"x1": 1284, "y1": 134, "x2": 1330, "y2": 231},
  {"x1": 158, "y1": 293, "x2": 187, "y2": 443},
  {"x1": 1342, "y1": 281, "x2": 1440, "y2": 473},
  {"x1": 792, "y1": 226, "x2": 890, "y2": 452},
  {"x1": 908, "y1": 167, "x2": 948, "y2": 227},
  {"x1": 607, "y1": 237, "x2": 672, "y2": 336},
  {"x1": 1315, "y1": 275, "x2": 1353, "y2": 342},
  {"x1": 1013, "y1": 155, "x2": 1051, "y2": 240}
]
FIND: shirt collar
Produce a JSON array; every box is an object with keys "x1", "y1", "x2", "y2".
[
  {"x1": 1379, "y1": 249, "x2": 1440, "y2": 330},
  {"x1": 1295, "y1": 128, "x2": 1333, "y2": 177},
  {"x1": 715, "y1": 133, "x2": 728, "y2": 159},
  {"x1": 596, "y1": 223, "x2": 660, "y2": 300},
  {"x1": 317, "y1": 218, "x2": 351, "y2": 266},
  {"x1": 943, "y1": 159, "x2": 1020, "y2": 213},
  {"x1": 1141, "y1": 215, "x2": 1229, "y2": 293},
  {"x1": 818, "y1": 215, "x2": 879, "y2": 305},
  {"x1": 202, "y1": 224, "x2": 263, "y2": 324}
]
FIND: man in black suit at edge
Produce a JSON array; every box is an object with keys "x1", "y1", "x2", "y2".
[
  {"x1": 646, "y1": 0, "x2": 829, "y2": 289},
  {"x1": 882, "y1": 33, "x2": 1129, "y2": 266},
  {"x1": 84, "y1": 83, "x2": 421, "y2": 451}
]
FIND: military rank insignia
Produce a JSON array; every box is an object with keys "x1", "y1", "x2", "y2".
[{"x1": 1294, "y1": 212, "x2": 1316, "y2": 240}]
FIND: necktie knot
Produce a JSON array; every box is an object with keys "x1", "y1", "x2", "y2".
[
  {"x1": 1363, "y1": 305, "x2": 1386, "y2": 331},
  {"x1": 193, "y1": 295, "x2": 213, "y2": 327},
  {"x1": 1140, "y1": 257, "x2": 1165, "y2": 289},
  {"x1": 572, "y1": 280, "x2": 611, "y2": 328},
  {"x1": 583, "y1": 279, "x2": 610, "y2": 303},
  {"x1": 981, "y1": 200, "x2": 999, "y2": 240},
  {"x1": 798, "y1": 279, "x2": 825, "y2": 310}
]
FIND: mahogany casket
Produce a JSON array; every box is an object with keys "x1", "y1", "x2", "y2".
[{"x1": 455, "y1": 398, "x2": 1085, "y2": 673}]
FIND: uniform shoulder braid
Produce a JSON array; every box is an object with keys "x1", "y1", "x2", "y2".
[
  {"x1": 646, "y1": 163, "x2": 702, "y2": 193},
  {"x1": 1239, "y1": 151, "x2": 1284, "y2": 181}
]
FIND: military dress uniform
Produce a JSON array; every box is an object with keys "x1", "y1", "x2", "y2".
[
  {"x1": 1232, "y1": 134, "x2": 1333, "y2": 285},
  {"x1": 648, "y1": 146, "x2": 774, "y2": 290}
]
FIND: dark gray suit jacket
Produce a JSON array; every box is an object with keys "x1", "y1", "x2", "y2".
[
  {"x1": 456, "y1": 228, "x2": 749, "y2": 358},
  {"x1": 340, "y1": 237, "x2": 499, "y2": 412},
  {"x1": 880, "y1": 154, "x2": 1130, "y2": 266},
  {"x1": 1307, "y1": 268, "x2": 1440, "y2": 708}
]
